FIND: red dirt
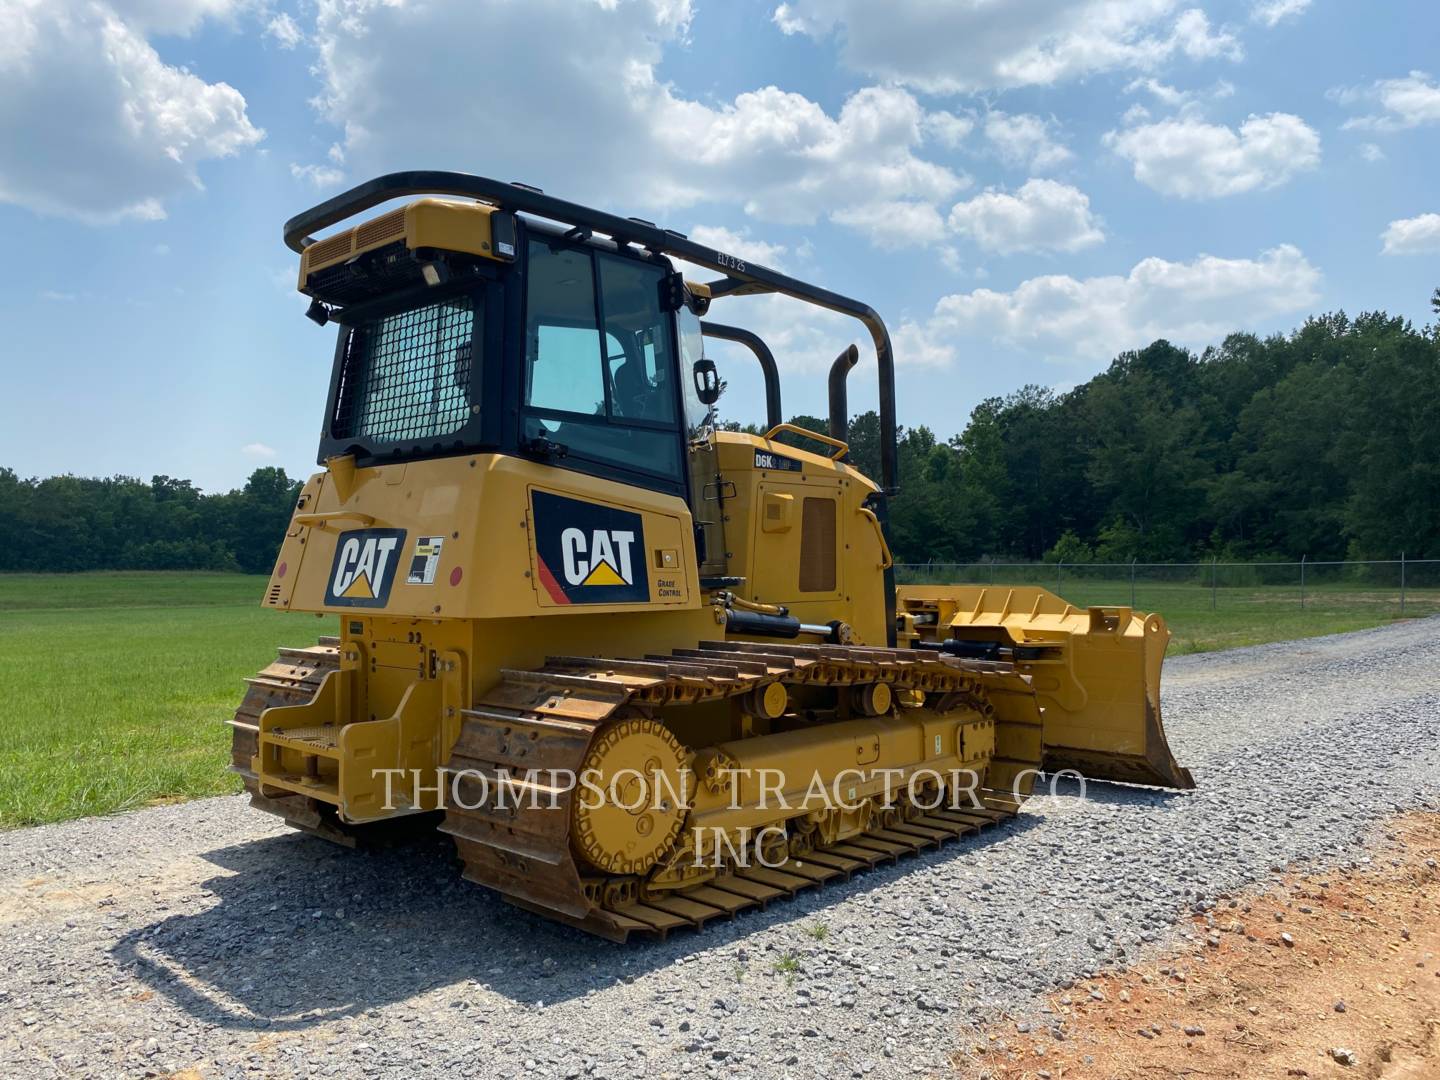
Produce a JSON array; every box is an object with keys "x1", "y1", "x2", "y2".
[{"x1": 955, "y1": 813, "x2": 1440, "y2": 1079}]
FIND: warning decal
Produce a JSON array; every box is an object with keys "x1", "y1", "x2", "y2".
[
  {"x1": 531, "y1": 490, "x2": 649, "y2": 605},
  {"x1": 407, "y1": 536, "x2": 445, "y2": 585}
]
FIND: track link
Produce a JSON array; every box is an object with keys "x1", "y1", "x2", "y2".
[{"x1": 439, "y1": 640, "x2": 1042, "y2": 941}]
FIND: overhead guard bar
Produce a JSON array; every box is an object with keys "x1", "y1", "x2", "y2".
[
  {"x1": 699, "y1": 321, "x2": 782, "y2": 431},
  {"x1": 283, "y1": 171, "x2": 899, "y2": 496}
]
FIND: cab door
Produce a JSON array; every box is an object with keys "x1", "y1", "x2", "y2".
[{"x1": 676, "y1": 307, "x2": 728, "y2": 579}]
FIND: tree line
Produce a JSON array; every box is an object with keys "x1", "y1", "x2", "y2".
[
  {"x1": 0, "y1": 468, "x2": 300, "y2": 573},
  {"x1": 775, "y1": 307, "x2": 1439, "y2": 564},
  {"x1": 2, "y1": 306, "x2": 1436, "y2": 575}
]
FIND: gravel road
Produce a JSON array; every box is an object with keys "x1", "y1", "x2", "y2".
[{"x1": 3, "y1": 619, "x2": 1438, "y2": 1080}]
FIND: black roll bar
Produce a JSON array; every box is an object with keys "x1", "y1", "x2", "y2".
[
  {"x1": 699, "y1": 322, "x2": 782, "y2": 431},
  {"x1": 827, "y1": 344, "x2": 859, "y2": 444},
  {"x1": 283, "y1": 171, "x2": 899, "y2": 495}
]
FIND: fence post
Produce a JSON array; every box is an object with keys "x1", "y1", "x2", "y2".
[
  {"x1": 1300, "y1": 554, "x2": 1307, "y2": 610},
  {"x1": 1211, "y1": 557, "x2": 1217, "y2": 611},
  {"x1": 1400, "y1": 552, "x2": 1406, "y2": 615},
  {"x1": 1056, "y1": 560, "x2": 1063, "y2": 599},
  {"x1": 1130, "y1": 558, "x2": 1136, "y2": 609}
]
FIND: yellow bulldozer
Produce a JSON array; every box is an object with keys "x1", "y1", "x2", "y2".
[{"x1": 230, "y1": 172, "x2": 1192, "y2": 941}]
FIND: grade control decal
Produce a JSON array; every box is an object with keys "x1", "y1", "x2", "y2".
[{"x1": 531, "y1": 491, "x2": 649, "y2": 605}]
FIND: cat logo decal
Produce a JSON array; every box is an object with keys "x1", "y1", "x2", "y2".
[
  {"x1": 531, "y1": 491, "x2": 648, "y2": 604},
  {"x1": 324, "y1": 528, "x2": 406, "y2": 608}
]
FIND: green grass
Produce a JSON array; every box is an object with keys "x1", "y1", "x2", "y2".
[
  {"x1": 1053, "y1": 582, "x2": 1440, "y2": 655},
  {"x1": 897, "y1": 566, "x2": 1440, "y2": 655},
  {"x1": 2, "y1": 570, "x2": 1435, "y2": 829},
  {"x1": 0, "y1": 573, "x2": 334, "y2": 828},
  {"x1": 773, "y1": 952, "x2": 800, "y2": 984}
]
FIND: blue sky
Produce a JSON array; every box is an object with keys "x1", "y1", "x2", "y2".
[{"x1": 1, "y1": 0, "x2": 1437, "y2": 493}]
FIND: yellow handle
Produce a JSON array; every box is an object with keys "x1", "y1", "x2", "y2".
[
  {"x1": 857, "y1": 507, "x2": 893, "y2": 570},
  {"x1": 293, "y1": 511, "x2": 377, "y2": 531},
  {"x1": 761, "y1": 423, "x2": 850, "y2": 461}
]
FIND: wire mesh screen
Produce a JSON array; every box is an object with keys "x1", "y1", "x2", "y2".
[{"x1": 332, "y1": 295, "x2": 476, "y2": 443}]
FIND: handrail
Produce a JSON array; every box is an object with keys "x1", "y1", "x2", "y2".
[
  {"x1": 762, "y1": 423, "x2": 850, "y2": 461},
  {"x1": 858, "y1": 507, "x2": 894, "y2": 570},
  {"x1": 293, "y1": 511, "x2": 377, "y2": 531},
  {"x1": 282, "y1": 171, "x2": 899, "y2": 495}
]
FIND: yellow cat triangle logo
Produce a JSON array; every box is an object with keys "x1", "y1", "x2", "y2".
[
  {"x1": 580, "y1": 560, "x2": 627, "y2": 587},
  {"x1": 340, "y1": 571, "x2": 375, "y2": 599}
]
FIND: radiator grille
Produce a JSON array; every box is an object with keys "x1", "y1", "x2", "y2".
[
  {"x1": 332, "y1": 295, "x2": 476, "y2": 444},
  {"x1": 355, "y1": 207, "x2": 407, "y2": 250},
  {"x1": 306, "y1": 231, "x2": 354, "y2": 268},
  {"x1": 799, "y1": 497, "x2": 837, "y2": 592}
]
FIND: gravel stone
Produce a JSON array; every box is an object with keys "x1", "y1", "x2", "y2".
[{"x1": 1, "y1": 619, "x2": 1438, "y2": 1079}]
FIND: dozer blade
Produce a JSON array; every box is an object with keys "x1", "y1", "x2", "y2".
[{"x1": 895, "y1": 585, "x2": 1195, "y2": 790}]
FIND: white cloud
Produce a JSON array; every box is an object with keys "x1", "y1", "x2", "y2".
[
  {"x1": 305, "y1": 0, "x2": 964, "y2": 238},
  {"x1": 39, "y1": 289, "x2": 78, "y2": 302},
  {"x1": 1360, "y1": 143, "x2": 1385, "y2": 163},
  {"x1": 698, "y1": 287, "x2": 951, "y2": 380},
  {"x1": 922, "y1": 110, "x2": 974, "y2": 149},
  {"x1": 830, "y1": 200, "x2": 947, "y2": 250},
  {"x1": 108, "y1": 0, "x2": 245, "y2": 35},
  {"x1": 925, "y1": 244, "x2": 1320, "y2": 362},
  {"x1": 1124, "y1": 76, "x2": 1234, "y2": 110},
  {"x1": 707, "y1": 244, "x2": 1316, "y2": 385},
  {"x1": 1251, "y1": 0, "x2": 1310, "y2": 27},
  {"x1": 290, "y1": 162, "x2": 345, "y2": 188},
  {"x1": 948, "y1": 179, "x2": 1104, "y2": 255},
  {"x1": 771, "y1": 0, "x2": 1240, "y2": 93},
  {"x1": 0, "y1": 0, "x2": 262, "y2": 223},
  {"x1": 265, "y1": 11, "x2": 302, "y2": 48},
  {"x1": 704, "y1": 291, "x2": 861, "y2": 376},
  {"x1": 1122, "y1": 103, "x2": 1153, "y2": 126},
  {"x1": 1105, "y1": 113, "x2": 1320, "y2": 199},
  {"x1": 984, "y1": 112, "x2": 1073, "y2": 171},
  {"x1": 688, "y1": 225, "x2": 787, "y2": 269},
  {"x1": 1125, "y1": 77, "x2": 1193, "y2": 109},
  {"x1": 1381, "y1": 214, "x2": 1440, "y2": 256},
  {"x1": 1335, "y1": 71, "x2": 1440, "y2": 133},
  {"x1": 891, "y1": 320, "x2": 956, "y2": 368},
  {"x1": 241, "y1": 442, "x2": 278, "y2": 459}
]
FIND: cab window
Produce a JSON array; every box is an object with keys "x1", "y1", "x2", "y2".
[{"x1": 523, "y1": 239, "x2": 681, "y2": 481}]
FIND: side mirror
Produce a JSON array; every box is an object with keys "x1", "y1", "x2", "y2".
[{"x1": 692, "y1": 358, "x2": 721, "y2": 405}]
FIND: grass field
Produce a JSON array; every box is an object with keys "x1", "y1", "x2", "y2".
[
  {"x1": 898, "y1": 565, "x2": 1440, "y2": 655},
  {"x1": 1057, "y1": 582, "x2": 1437, "y2": 654},
  {"x1": 0, "y1": 573, "x2": 334, "y2": 828},
  {"x1": 0, "y1": 570, "x2": 1433, "y2": 828}
]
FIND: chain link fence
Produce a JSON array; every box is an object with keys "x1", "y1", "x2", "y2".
[{"x1": 894, "y1": 559, "x2": 1440, "y2": 618}]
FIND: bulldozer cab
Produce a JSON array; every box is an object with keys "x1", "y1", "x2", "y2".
[{"x1": 291, "y1": 176, "x2": 885, "y2": 595}]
